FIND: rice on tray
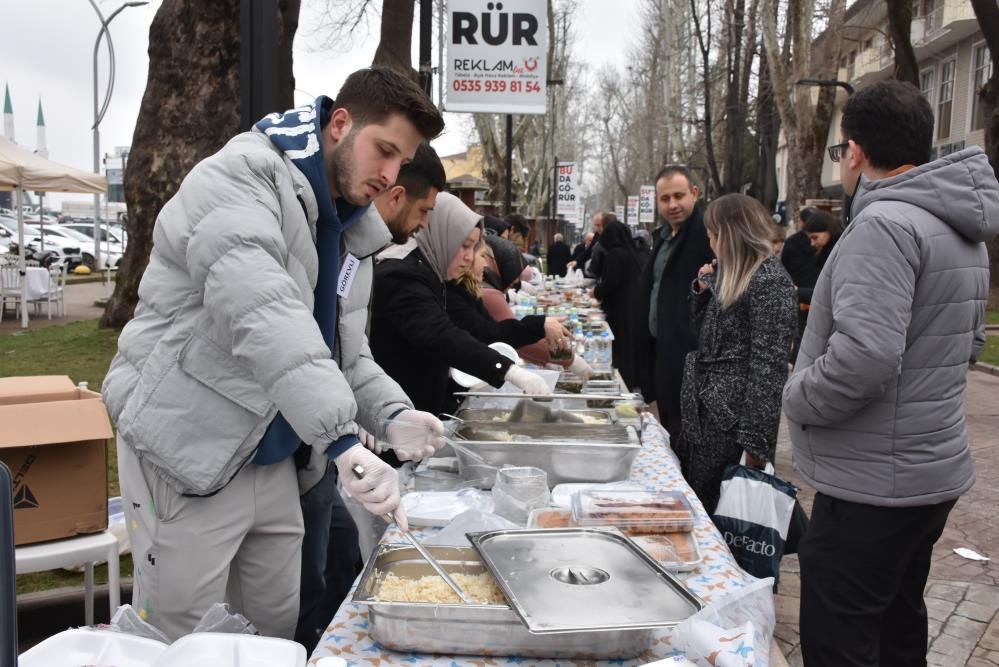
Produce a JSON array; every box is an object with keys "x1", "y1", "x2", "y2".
[{"x1": 373, "y1": 570, "x2": 507, "y2": 605}]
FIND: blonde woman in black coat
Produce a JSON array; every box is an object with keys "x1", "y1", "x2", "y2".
[{"x1": 679, "y1": 194, "x2": 798, "y2": 515}]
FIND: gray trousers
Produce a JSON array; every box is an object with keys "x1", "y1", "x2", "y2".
[{"x1": 117, "y1": 437, "x2": 304, "y2": 641}]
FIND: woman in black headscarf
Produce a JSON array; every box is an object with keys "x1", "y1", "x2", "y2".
[{"x1": 593, "y1": 219, "x2": 642, "y2": 388}]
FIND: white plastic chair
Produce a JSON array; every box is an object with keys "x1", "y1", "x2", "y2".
[
  {"x1": 0, "y1": 258, "x2": 21, "y2": 321},
  {"x1": 15, "y1": 530, "x2": 121, "y2": 626},
  {"x1": 33, "y1": 262, "x2": 67, "y2": 319}
]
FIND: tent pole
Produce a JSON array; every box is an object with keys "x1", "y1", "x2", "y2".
[{"x1": 16, "y1": 188, "x2": 27, "y2": 328}]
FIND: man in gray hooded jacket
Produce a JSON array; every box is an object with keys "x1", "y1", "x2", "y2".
[
  {"x1": 103, "y1": 68, "x2": 446, "y2": 641},
  {"x1": 783, "y1": 80, "x2": 999, "y2": 665}
]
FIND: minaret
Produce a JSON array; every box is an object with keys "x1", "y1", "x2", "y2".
[
  {"x1": 3, "y1": 84, "x2": 13, "y2": 142},
  {"x1": 35, "y1": 100, "x2": 47, "y2": 158}
]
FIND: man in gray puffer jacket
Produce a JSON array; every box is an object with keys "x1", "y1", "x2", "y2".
[
  {"x1": 102, "y1": 68, "x2": 445, "y2": 640},
  {"x1": 784, "y1": 80, "x2": 999, "y2": 665}
]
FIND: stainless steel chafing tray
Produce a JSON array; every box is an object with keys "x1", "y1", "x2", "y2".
[
  {"x1": 468, "y1": 527, "x2": 703, "y2": 634},
  {"x1": 454, "y1": 407, "x2": 616, "y2": 424},
  {"x1": 351, "y1": 543, "x2": 658, "y2": 659},
  {"x1": 452, "y1": 424, "x2": 641, "y2": 488}
]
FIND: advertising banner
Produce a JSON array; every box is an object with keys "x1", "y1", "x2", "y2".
[
  {"x1": 556, "y1": 162, "x2": 578, "y2": 217},
  {"x1": 446, "y1": 0, "x2": 547, "y2": 114},
  {"x1": 626, "y1": 195, "x2": 640, "y2": 225},
  {"x1": 639, "y1": 184, "x2": 656, "y2": 224}
]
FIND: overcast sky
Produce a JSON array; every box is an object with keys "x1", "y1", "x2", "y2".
[{"x1": 2, "y1": 0, "x2": 640, "y2": 207}]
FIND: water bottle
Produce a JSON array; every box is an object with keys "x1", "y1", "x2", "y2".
[
  {"x1": 598, "y1": 331, "x2": 612, "y2": 369},
  {"x1": 584, "y1": 332, "x2": 596, "y2": 364}
]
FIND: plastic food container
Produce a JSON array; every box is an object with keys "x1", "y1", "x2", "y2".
[
  {"x1": 527, "y1": 507, "x2": 575, "y2": 529},
  {"x1": 631, "y1": 532, "x2": 703, "y2": 572},
  {"x1": 571, "y1": 489, "x2": 695, "y2": 534},
  {"x1": 18, "y1": 628, "x2": 167, "y2": 667}
]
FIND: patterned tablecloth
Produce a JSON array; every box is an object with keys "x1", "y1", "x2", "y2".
[{"x1": 310, "y1": 417, "x2": 762, "y2": 666}]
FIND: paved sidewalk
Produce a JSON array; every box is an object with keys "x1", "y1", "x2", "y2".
[
  {"x1": 0, "y1": 279, "x2": 111, "y2": 334},
  {"x1": 774, "y1": 369, "x2": 999, "y2": 665}
]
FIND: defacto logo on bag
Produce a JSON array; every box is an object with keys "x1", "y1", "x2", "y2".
[
  {"x1": 447, "y1": 0, "x2": 548, "y2": 115},
  {"x1": 724, "y1": 531, "x2": 777, "y2": 557}
]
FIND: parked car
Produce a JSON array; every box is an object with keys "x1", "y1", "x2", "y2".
[
  {"x1": 61, "y1": 222, "x2": 127, "y2": 259},
  {"x1": 34, "y1": 225, "x2": 121, "y2": 270},
  {"x1": 0, "y1": 219, "x2": 83, "y2": 269}
]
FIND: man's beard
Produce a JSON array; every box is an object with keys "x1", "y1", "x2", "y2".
[
  {"x1": 327, "y1": 129, "x2": 359, "y2": 205},
  {"x1": 386, "y1": 201, "x2": 416, "y2": 245}
]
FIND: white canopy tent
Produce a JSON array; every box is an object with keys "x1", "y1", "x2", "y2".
[{"x1": 0, "y1": 135, "x2": 106, "y2": 328}]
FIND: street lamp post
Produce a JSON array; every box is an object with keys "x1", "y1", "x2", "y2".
[{"x1": 89, "y1": 0, "x2": 148, "y2": 277}]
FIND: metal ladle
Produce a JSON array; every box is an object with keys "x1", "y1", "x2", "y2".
[{"x1": 351, "y1": 464, "x2": 472, "y2": 604}]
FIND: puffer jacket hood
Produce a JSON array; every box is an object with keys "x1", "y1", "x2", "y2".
[{"x1": 852, "y1": 147, "x2": 999, "y2": 243}]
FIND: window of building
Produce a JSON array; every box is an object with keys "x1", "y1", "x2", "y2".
[
  {"x1": 937, "y1": 59, "x2": 955, "y2": 139},
  {"x1": 920, "y1": 68, "x2": 934, "y2": 101},
  {"x1": 924, "y1": 0, "x2": 943, "y2": 33},
  {"x1": 971, "y1": 44, "x2": 993, "y2": 131},
  {"x1": 864, "y1": 37, "x2": 874, "y2": 51},
  {"x1": 847, "y1": 51, "x2": 856, "y2": 79}
]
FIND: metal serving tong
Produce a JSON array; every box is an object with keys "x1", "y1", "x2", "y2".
[{"x1": 351, "y1": 464, "x2": 472, "y2": 604}]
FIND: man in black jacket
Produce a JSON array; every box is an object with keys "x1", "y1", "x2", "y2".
[
  {"x1": 635, "y1": 165, "x2": 713, "y2": 442},
  {"x1": 546, "y1": 233, "x2": 572, "y2": 276},
  {"x1": 780, "y1": 207, "x2": 820, "y2": 363}
]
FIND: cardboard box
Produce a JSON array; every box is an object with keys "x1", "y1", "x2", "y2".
[{"x1": 0, "y1": 376, "x2": 111, "y2": 546}]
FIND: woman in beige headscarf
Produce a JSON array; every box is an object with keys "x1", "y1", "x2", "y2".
[{"x1": 369, "y1": 192, "x2": 548, "y2": 420}]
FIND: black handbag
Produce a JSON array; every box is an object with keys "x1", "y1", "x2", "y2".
[{"x1": 782, "y1": 499, "x2": 810, "y2": 555}]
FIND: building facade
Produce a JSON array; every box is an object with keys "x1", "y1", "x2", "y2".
[{"x1": 776, "y1": 0, "x2": 992, "y2": 204}]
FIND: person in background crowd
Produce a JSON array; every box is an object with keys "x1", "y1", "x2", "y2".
[
  {"x1": 370, "y1": 192, "x2": 550, "y2": 419},
  {"x1": 448, "y1": 238, "x2": 579, "y2": 372},
  {"x1": 804, "y1": 210, "x2": 845, "y2": 270},
  {"x1": 567, "y1": 231, "x2": 594, "y2": 273},
  {"x1": 781, "y1": 207, "x2": 821, "y2": 364},
  {"x1": 546, "y1": 232, "x2": 572, "y2": 277},
  {"x1": 633, "y1": 228, "x2": 652, "y2": 266},
  {"x1": 636, "y1": 165, "x2": 714, "y2": 442},
  {"x1": 483, "y1": 215, "x2": 510, "y2": 239},
  {"x1": 679, "y1": 194, "x2": 797, "y2": 514},
  {"x1": 593, "y1": 219, "x2": 643, "y2": 388},
  {"x1": 585, "y1": 211, "x2": 609, "y2": 278},
  {"x1": 103, "y1": 67, "x2": 445, "y2": 641},
  {"x1": 506, "y1": 213, "x2": 529, "y2": 252},
  {"x1": 770, "y1": 222, "x2": 786, "y2": 255},
  {"x1": 479, "y1": 235, "x2": 591, "y2": 378},
  {"x1": 784, "y1": 80, "x2": 999, "y2": 666}
]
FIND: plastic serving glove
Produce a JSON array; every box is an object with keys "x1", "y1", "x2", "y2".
[
  {"x1": 335, "y1": 444, "x2": 406, "y2": 528},
  {"x1": 381, "y1": 410, "x2": 445, "y2": 461},
  {"x1": 567, "y1": 354, "x2": 593, "y2": 382},
  {"x1": 505, "y1": 365, "x2": 550, "y2": 395},
  {"x1": 358, "y1": 427, "x2": 384, "y2": 454}
]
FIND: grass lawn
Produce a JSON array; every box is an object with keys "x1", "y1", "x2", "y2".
[
  {"x1": 988, "y1": 311, "x2": 999, "y2": 326},
  {"x1": 0, "y1": 319, "x2": 128, "y2": 594},
  {"x1": 979, "y1": 336, "x2": 999, "y2": 367}
]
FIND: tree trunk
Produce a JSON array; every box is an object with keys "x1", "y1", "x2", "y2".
[
  {"x1": 885, "y1": 0, "x2": 919, "y2": 86},
  {"x1": 373, "y1": 0, "x2": 419, "y2": 80},
  {"x1": 722, "y1": 0, "x2": 747, "y2": 193},
  {"x1": 101, "y1": 0, "x2": 300, "y2": 329},
  {"x1": 968, "y1": 0, "x2": 999, "y2": 304},
  {"x1": 690, "y1": 0, "x2": 723, "y2": 196},
  {"x1": 753, "y1": 46, "x2": 781, "y2": 212}
]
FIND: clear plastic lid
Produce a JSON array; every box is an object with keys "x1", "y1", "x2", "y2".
[{"x1": 571, "y1": 489, "x2": 695, "y2": 534}]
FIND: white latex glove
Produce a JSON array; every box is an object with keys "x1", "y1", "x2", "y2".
[
  {"x1": 358, "y1": 427, "x2": 384, "y2": 454},
  {"x1": 383, "y1": 410, "x2": 445, "y2": 461},
  {"x1": 334, "y1": 445, "x2": 406, "y2": 529},
  {"x1": 505, "y1": 365, "x2": 550, "y2": 395},
  {"x1": 567, "y1": 354, "x2": 593, "y2": 382}
]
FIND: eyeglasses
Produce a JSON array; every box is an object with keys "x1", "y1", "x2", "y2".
[{"x1": 827, "y1": 142, "x2": 850, "y2": 163}]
